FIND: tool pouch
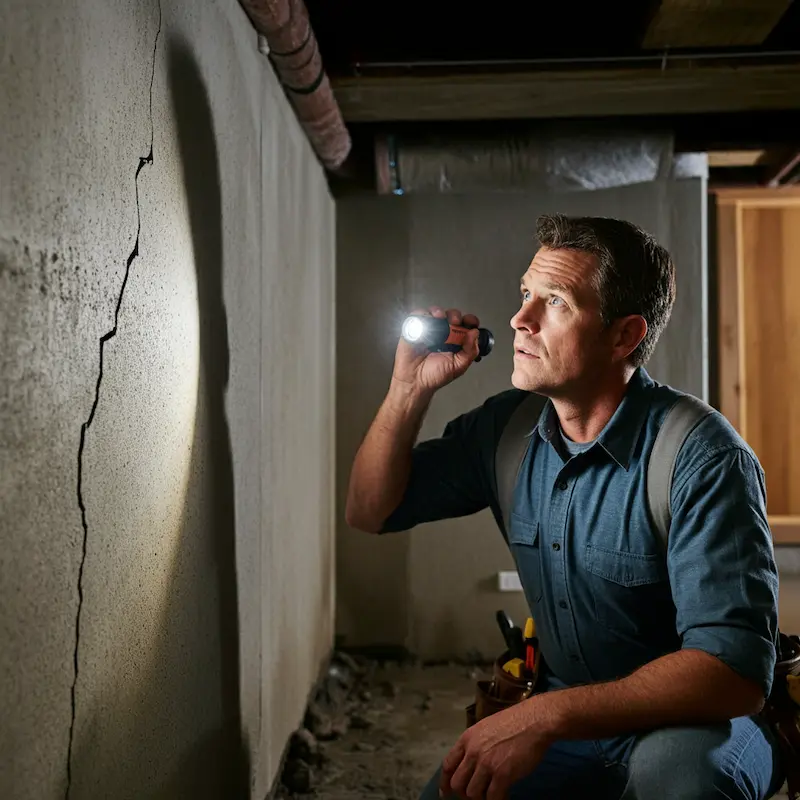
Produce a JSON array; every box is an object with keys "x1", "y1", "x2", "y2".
[
  {"x1": 762, "y1": 633, "x2": 800, "y2": 800},
  {"x1": 466, "y1": 649, "x2": 542, "y2": 728}
]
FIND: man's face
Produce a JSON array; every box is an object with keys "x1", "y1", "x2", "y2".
[{"x1": 510, "y1": 246, "x2": 613, "y2": 394}]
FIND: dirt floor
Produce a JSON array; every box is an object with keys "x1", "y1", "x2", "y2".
[
  {"x1": 276, "y1": 655, "x2": 792, "y2": 800},
  {"x1": 276, "y1": 658, "x2": 491, "y2": 800}
]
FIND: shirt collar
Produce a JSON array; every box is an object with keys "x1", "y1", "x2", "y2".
[{"x1": 534, "y1": 368, "x2": 655, "y2": 469}]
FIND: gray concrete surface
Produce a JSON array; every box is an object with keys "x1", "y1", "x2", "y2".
[{"x1": 0, "y1": 0, "x2": 334, "y2": 797}]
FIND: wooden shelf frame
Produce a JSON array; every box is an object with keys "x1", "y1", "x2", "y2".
[{"x1": 712, "y1": 188, "x2": 800, "y2": 544}]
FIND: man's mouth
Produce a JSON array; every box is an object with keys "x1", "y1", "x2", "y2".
[{"x1": 515, "y1": 346, "x2": 539, "y2": 359}]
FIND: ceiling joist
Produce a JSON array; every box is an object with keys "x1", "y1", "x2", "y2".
[
  {"x1": 332, "y1": 63, "x2": 800, "y2": 123},
  {"x1": 642, "y1": 0, "x2": 793, "y2": 49}
]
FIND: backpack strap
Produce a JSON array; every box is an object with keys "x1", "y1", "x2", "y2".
[
  {"x1": 647, "y1": 394, "x2": 714, "y2": 550},
  {"x1": 495, "y1": 391, "x2": 713, "y2": 550},
  {"x1": 495, "y1": 393, "x2": 548, "y2": 540}
]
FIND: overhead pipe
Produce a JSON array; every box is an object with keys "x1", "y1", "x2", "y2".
[
  {"x1": 375, "y1": 124, "x2": 708, "y2": 195},
  {"x1": 239, "y1": 0, "x2": 351, "y2": 171}
]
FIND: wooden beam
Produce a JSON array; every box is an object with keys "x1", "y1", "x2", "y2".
[
  {"x1": 642, "y1": 0, "x2": 792, "y2": 49},
  {"x1": 765, "y1": 150, "x2": 800, "y2": 186},
  {"x1": 332, "y1": 63, "x2": 800, "y2": 123},
  {"x1": 713, "y1": 186, "x2": 800, "y2": 205},
  {"x1": 707, "y1": 150, "x2": 765, "y2": 168}
]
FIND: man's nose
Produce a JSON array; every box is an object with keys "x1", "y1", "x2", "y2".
[{"x1": 510, "y1": 304, "x2": 540, "y2": 333}]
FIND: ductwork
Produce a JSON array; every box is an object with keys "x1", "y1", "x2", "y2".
[
  {"x1": 239, "y1": 0, "x2": 351, "y2": 171},
  {"x1": 375, "y1": 124, "x2": 707, "y2": 195}
]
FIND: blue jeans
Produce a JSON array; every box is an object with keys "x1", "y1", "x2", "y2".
[{"x1": 420, "y1": 715, "x2": 784, "y2": 799}]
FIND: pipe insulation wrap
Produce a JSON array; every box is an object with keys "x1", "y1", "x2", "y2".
[
  {"x1": 375, "y1": 127, "x2": 708, "y2": 195},
  {"x1": 239, "y1": 0, "x2": 351, "y2": 170}
]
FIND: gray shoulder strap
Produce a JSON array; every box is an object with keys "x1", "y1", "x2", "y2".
[
  {"x1": 496, "y1": 393, "x2": 547, "y2": 540},
  {"x1": 647, "y1": 394, "x2": 714, "y2": 550}
]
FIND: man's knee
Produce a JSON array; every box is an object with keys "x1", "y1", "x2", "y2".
[
  {"x1": 622, "y1": 719, "x2": 780, "y2": 800},
  {"x1": 623, "y1": 725, "x2": 738, "y2": 798}
]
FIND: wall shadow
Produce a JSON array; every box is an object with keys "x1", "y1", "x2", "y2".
[{"x1": 167, "y1": 36, "x2": 249, "y2": 798}]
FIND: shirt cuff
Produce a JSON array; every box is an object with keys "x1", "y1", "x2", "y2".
[{"x1": 682, "y1": 625, "x2": 776, "y2": 697}]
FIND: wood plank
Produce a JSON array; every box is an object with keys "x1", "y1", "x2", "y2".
[
  {"x1": 708, "y1": 150, "x2": 765, "y2": 168},
  {"x1": 736, "y1": 203, "x2": 748, "y2": 440},
  {"x1": 722, "y1": 194, "x2": 800, "y2": 519},
  {"x1": 714, "y1": 186, "x2": 800, "y2": 204},
  {"x1": 770, "y1": 517, "x2": 800, "y2": 545},
  {"x1": 741, "y1": 207, "x2": 791, "y2": 515},
  {"x1": 332, "y1": 63, "x2": 800, "y2": 122},
  {"x1": 782, "y1": 208, "x2": 800, "y2": 515},
  {"x1": 643, "y1": 0, "x2": 792, "y2": 49},
  {"x1": 716, "y1": 203, "x2": 740, "y2": 430}
]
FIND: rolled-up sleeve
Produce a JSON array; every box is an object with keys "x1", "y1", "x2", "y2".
[
  {"x1": 379, "y1": 408, "x2": 489, "y2": 533},
  {"x1": 668, "y1": 445, "x2": 779, "y2": 696}
]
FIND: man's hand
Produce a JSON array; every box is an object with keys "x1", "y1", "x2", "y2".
[
  {"x1": 439, "y1": 649, "x2": 766, "y2": 799},
  {"x1": 439, "y1": 701, "x2": 553, "y2": 800},
  {"x1": 392, "y1": 306, "x2": 480, "y2": 397}
]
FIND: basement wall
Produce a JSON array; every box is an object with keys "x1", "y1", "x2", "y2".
[
  {"x1": 337, "y1": 181, "x2": 710, "y2": 659},
  {"x1": 0, "y1": 1, "x2": 335, "y2": 798}
]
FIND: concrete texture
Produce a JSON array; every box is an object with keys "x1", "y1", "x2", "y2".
[
  {"x1": 336, "y1": 181, "x2": 709, "y2": 659},
  {"x1": 336, "y1": 201, "x2": 412, "y2": 650},
  {"x1": 0, "y1": 1, "x2": 334, "y2": 798}
]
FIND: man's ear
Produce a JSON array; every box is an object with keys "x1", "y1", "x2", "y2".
[{"x1": 612, "y1": 315, "x2": 648, "y2": 362}]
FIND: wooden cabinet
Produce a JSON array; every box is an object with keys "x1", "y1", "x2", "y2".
[{"x1": 715, "y1": 188, "x2": 800, "y2": 543}]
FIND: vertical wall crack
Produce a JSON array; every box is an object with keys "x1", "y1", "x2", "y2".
[{"x1": 66, "y1": 4, "x2": 161, "y2": 797}]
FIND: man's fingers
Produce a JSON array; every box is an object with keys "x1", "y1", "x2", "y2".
[
  {"x1": 440, "y1": 741, "x2": 466, "y2": 796},
  {"x1": 464, "y1": 762, "x2": 493, "y2": 799},
  {"x1": 448, "y1": 755, "x2": 477, "y2": 799},
  {"x1": 462, "y1": 313, "x2": 480, "y2": 329},
  {"x1": 452, "y1": 329, "x2": 480, "y2": 372},
  {"x1": 429, "y1": 305, "x2": 447, "y2": 318},
  {"x1": 486, "y1": 773, "x2": 511, "y2": 800},
  {"x1": 445, "y1": 308, "x2": 463, "y2": 326}
]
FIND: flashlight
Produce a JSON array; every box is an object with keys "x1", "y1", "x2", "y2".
[{"x1": 401, "y1": 314, "x2": 494, "y2": 361}]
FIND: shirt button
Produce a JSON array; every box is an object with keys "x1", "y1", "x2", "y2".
[
  {"x1": 559, "y1": 600, "x2": 568, "y2": 610},
  {"x1": 552, "y1": 542, "x2": 561, "y2": 551},
  {"x1": 556, "y1": 479, "x2": 568, "y2": 490}
]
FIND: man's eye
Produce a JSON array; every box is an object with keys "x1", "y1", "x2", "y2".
[
  {"x1": 549, "y1": 296, "x2": 564, "y2": 306},
  {"x1": 521, "y1": 290, "x2": 531, "y2": 302}
]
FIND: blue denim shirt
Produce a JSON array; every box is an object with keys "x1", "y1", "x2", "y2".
[{"x1": 381, "y1": 368, "x2": 779, "y2": 696}]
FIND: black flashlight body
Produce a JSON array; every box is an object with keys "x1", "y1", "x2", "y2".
[{"x1": 402, "y1": 315, "x2": 494, "y2": 361}]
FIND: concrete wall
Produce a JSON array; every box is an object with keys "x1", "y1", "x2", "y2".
[
  {"x1": 337, "y1": 181, "x2": 708, "y2": 659},
  {"x1": 0, "y1": 1, "x2": 335, "y2": 798}
]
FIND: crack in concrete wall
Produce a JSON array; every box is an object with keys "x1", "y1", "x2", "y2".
[{"x1": 66, "y1": 5, "x2": 162, "y2": 796}]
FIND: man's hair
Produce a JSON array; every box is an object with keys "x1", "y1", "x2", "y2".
[{"x1": 536, "y1": 214, "x2": 676, "y2": 367}]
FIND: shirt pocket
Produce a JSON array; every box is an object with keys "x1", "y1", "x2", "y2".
[
  {"x1": 508, "y1": 513, "x2": 543, "y2": 604},
  {"x1": 584, "y1": 544, "x2": 669, "y2": 637}
]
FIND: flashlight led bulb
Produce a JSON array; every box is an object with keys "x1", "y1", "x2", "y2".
[{"x1": 402, "y1": 316, "x2": 425, "y2": 342}]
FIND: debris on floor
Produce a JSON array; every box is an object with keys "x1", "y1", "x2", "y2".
[{"x1": 276, "y1": 652, "x2": 491, "y2": 800}]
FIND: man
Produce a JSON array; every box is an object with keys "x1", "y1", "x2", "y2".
[{"x1": 345, "y1": 214, "x2": 783, "y2": 800}]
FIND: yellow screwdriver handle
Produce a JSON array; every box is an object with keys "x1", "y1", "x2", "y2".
[{"x1": 502, "y1": 658, "x2": 524, "y2": 678}]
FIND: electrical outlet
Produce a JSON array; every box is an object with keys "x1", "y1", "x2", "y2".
[{"x1": 497, "y1": 570, "x2": 523, "y2": 592}]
